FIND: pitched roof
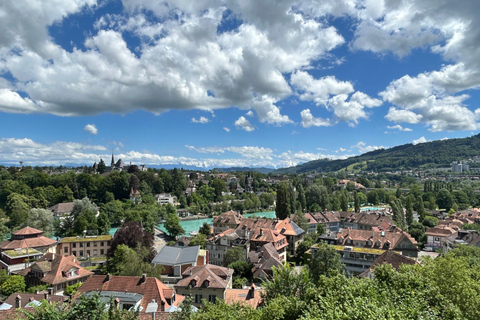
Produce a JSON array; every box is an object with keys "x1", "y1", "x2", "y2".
[
  {"x1": 224, "y1": 286, "x2": 263, "y2": 309},
  {"x1": 426, "y1": 225, "x2": 458, "y2": 237},
  {"x1": 339, "y1": 211, "x2": 394, "y2": 227},
  {"x1": 2, "y1": 292, "x2": 67, "y2": 309},
  {"x1": 212, "y1": 210, "x2": 244, "y2": 225},
  {"x1": 176, "y1": 264, "x2": 233, "y2": 290},
  {"x1": 249, "y1": 243, "x2": 283, "y2": 279},
  {"x1": 152, "y1": 246, "x2": 200, "y2": 266},
  {"x1": 276, "y1": 218, "x2": 304, "y2": 236},
  {"x1": 19, "y1": 253, "x2": 93, "y2": 285},
  {"x1": 359, "y1": 250, "x2": 418, "y2": 278},
  {"x1": 77, "y1": 275, "x2": 180, "y2": 312},
  {"x1": 337, "y1": 227, "x2": 417, "y2": 251},
  {"x1": 47, "y1": 202, "x2": 74, "y2": 214},
  {"x1": 250, "y1": 228, "x2": 288, "y2": 251},
  {"x1": 0, "y1": 236, "x2": 57, "y2": 251},
  {"x1": 12, "y1": 227, "x2": 43, "y2": 236}
]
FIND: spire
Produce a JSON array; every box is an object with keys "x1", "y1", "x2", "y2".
[{"x1": 111, "y1": 150, "x2": 115, "y2": 167}]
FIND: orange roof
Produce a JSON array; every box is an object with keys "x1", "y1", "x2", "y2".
[
  {"x1": 250, "y1": 228, "x2": 288, "y2": 251},
  {"x1": 77, "y1": 275, "x2": 180, "y2": 312},
  {"x1": 0, "y1": 237, "x2": 57, "y2": 251},
  {"x1": 275, "y1": 218, "x2": 304, "y2": 236},
  {"x1": 12, "y1": 226, "x2": 43, "y2": 236},
  {"x1": 224, "y1": 286, "x2": 263, "y2": 309},
  {"x1": 337, "y1": 227, "x2": 417, "y2": 250},
  {"x1": 176, "y1": 264, "x2": 233, "y2": 289}
]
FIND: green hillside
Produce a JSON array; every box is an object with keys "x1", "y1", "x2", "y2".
[{"x1": 275, "y1": 134, "x2": 480, "y2": 173}]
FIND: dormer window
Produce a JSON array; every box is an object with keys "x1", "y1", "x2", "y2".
[
  {"x1": 189, "y1": 280, "x2": 197, "y2": 288},
  {"x1": 202, "y1": 280, "x2": 210, "y2": 288}
]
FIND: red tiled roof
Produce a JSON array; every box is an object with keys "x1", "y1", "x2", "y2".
[
  {"x1": 212, "y1": 210, "x2": 244, "y2": 225},
  {"x1": 2, "y1": 292, "x2": 67, "y2": 308},
  {"x1": 176, "y1": 264, "x2": 233, "y2": 290},
  {"x1": 359, "y1": 250, "x2": 418, "y2": 278},
  {"x1": 250, "y1": 228, "x2": 288, "y2": 251},
  {"x1": 77, "y1": 275, "x2": 179, "y2": 312},
  {"x1": 337, "y1": 227, "x2": 417, "y2": 250},
  {"x1": 224, "y1": 286, "x2": 263, "y2": 309},
  {"x1": 0, "y1": 237, "x2": 57, "y2": 251},
  {"x1": 12, "y1": 227, "x2": 43, "y2": 236}
]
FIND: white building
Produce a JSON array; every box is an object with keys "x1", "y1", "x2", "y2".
[{"x1": 154, "y1": 193, "x2": 178, "y2": 206}]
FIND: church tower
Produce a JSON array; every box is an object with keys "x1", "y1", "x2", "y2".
[{"x1": 111, "y1": 151, "x2": 115, "y2": 167}]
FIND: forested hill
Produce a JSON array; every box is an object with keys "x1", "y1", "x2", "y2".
[{"x1": 275, "y1": 134, "x2": 480, "y2": 174}]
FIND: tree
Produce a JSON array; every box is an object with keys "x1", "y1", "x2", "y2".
[
  {"x1": 228, "y1": 261, "x2": 253, "y2": 280},
  {"x1": 292, "y1": 212, "x2": 308, "y2": 233},
  {"x1": 97, "y1": 159, "x2": 106, "y2": 174},
  {"x1": 423, "y1": 216, "x2": 439, "y2": 228},
  {"x1": 405, "y1": 195, "x2": 414, "y2": 227},
  {"x1": 297, "y1": 184, "x2": 306, "y2": 212},
  {"x1": 25, "y1": 208, "x2": 54, "y2": 237},
  {"x1": 6, "y1": 193, "x2": 30, "y2": 227},
  {"x1": 305, "y1": 184, "x2": 328, "y2": 211},
  {"x1": 64, "y1": 282, "x2": 82, "y2": 297},
  {"x1": 164, "y1": 212, "x2": 185, "y2": 239},
  {"x1": 354, "y1": 191, "x2": 360, "y2": 213},
  {"x1": 391, "y1": 198, "x2": 405, "y2": 229},
  {"x1": 107, "y1": 221, "x2": 155, "y2": 261},
  {"x1": 416, "y1": 196, "x2": 426, "y2": 222},
  {"x1": 223, "y1": 247, "x2": 246, "y2": 267},
  {"x1": 436, "y1": 188, "x2": 454, "y2": 211},
  {"x1": 316, "y1": 223, "x2": 326, "y2": 235},
  {"x1": 106, "y1": 244, "x2": 163, "y2": 278},
  {"x1": 199, "y1": 222, "x2": 211, "y2": 237},
  {"x1": 309, "y1": 242, "x2": 344, "y2": 282},
  {"x1": 189, "y1": 233, "x2": 207, "y2": 249},
  {"x1": 1, "y1": 275, "x2": 26, "y2": 296},
  {"x1": 275, "y1": 182, "x2": 291, "y2": 219}
]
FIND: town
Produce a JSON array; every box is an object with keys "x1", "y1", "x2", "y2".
[{"x1": 0, "y1": 162, "x2": 479, "y2": 319}]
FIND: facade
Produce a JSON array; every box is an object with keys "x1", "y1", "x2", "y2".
[
  {"x1": 77, "y1": 274, "x2": 183, "y2": 313},
  {"x1": 19, "y1": 253, "x2": 93, "y2": 295},
  {"x1": 426, "y1": 224, "x2": 458, "y2": 249},
  {"x1": 175, "y1": 264, "x2": 234, "y2": 308},
  {"x1": 206, "y1": 229, "x2": 247, "y2": 266},
  {"x1": 48, "y1": 202, "x2": 74, "y2": 220},
  {"x1": 154, "y1": 193, "x2": 178, "y2": 206},
  {"x1": 338, "y1": 211, "x2": 394, "y2": 231},
  {"x1": 56, "y1": 234, "x2": 112, "y2": 260},
  {"x1": 152, "y1": 246, "x2": 207, "y2": 277},
  {"x1": 0, "y1": 248, "x2": 43, "y2": 274},
  {"x1": 275, "y1": 218, "x2": 305, "y2": 255},
  {"x1": 0, "y1": 227, "x2": 57, "y2": 254},
  {"x1": 310, "y1": 211, "x2": 341, "y2": 232},
  {"x1": 249, "y1": 228, "x2": 287, "y2": 261},
  {"x1": 359, "y1": 250, "x2": 418, "y2": 279}
]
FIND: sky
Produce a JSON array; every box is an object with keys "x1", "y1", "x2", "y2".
[{"x1": 1, "y1": 0, "x2": 480, "y2": 169}]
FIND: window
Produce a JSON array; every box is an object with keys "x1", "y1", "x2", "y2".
[
  {"x1": 80, "y1": 251, "x2": 84, "y2": 257},
  {"x1": 195, "y1": 294, "x2": 203, "y2": 304},
  {"x1": 73, "y1": 251, "x2": 77, "y2": 256},
  {"x1": 434, "y1": 237, "x2": 440, "y2": 241},
  {"x1": 94, "y1": 242, "x2": 98, "y2": 247},
  {"x1": 79, "y1": 243, "x2": 83, "y2": 247},
  {"x1": 209, "y1": 295, "x2": 216, "y2": 303},
  {"x1": 86, "y1": 250, "x2": 91, "y2": 257},
  {"x1": 100, "y1": 249, "x2": 104, "y2": 255},
  {"x1": 87, "y1": 242, "x2": 91, "y2": 247},
  {"x1": 72, "y1": 243, "x2": 76, "y2": 248},
  {"x1": 64, "y1": 247, "x2": 68, "y2": 253},
  {"x1": 93, "y1": 250, "x2": 97, "y2": 256},
  {"x1": 100, "y1": 242, "x2": 104, "y2": 246}
]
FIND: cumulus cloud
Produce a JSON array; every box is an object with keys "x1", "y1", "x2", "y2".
[
  {"x1": 191, "y1": 116, "x2": 210, "y2": 124},
  {"x1": 292, "y1": 71, "x2": 381, "y2": 125},
  {"x1": 84, "y1": 124, "x2": 98, "y2": 135},
  {"x1": 387, "y1": 124, "x2": 412, "y2": 132},
  {"x1": 413, "y1": 136, "x2": 428, "y2": 145},
  {"x1": 223, "y1": 127, "x2": 230, "y2": 132},
  {"x1": 235, "y1": 116, "x2": 255, "y2": 132},
  {"x1": 300, "y1": 109, "x2": 332, "y2": 128},
  {"x1": 352, "y1": 141, "x2": 385, "y2": 154}
]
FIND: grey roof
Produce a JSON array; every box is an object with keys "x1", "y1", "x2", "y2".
[
  {"x1": 145, "y1": 301, "x2": 158, "y2": 313},
  {"x1": 0, "y1": 303, "x2": 12, "y2": 310},
  {"x1": 152, "y1": 246, "x2": 200, "y2": 266},
  {"x1": 290, "y1": 220, "x2": 305, "y2": 235}
]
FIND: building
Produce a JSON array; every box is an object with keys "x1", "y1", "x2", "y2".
[
  {"x1": 0, "y1": 248, "x2": 43, "y2": 274},
  {"x1": 0, "y1": 292, "x2": 67, "y2": 311},
  {"x1": 56, "y1": 234, "x2": 112, "y2": 260},
  {"x1": 248, "y1": 243, "x2": 283, "y2": 280},
  {"x1": 0, "y1": 227, "x2": 57, "y2": 254},
  {"x1": 48, "y1": 202, "x2": 74, "y2": 220},
  {"x1": 338, "y1": 211, "x2": 394, "y2": 231},
  {"x1": 275, "y1": 218, "x2": 305, "y2": 255},
  {"x1": 425, "y1": 224, "x2": 459, "y2": 250},
  {"x1": 206, "y1": 229, "x2": 247, "y2": 266},
  {"x1": 212, "y1": 211, "x2": 244, "y2": 234},
  {"x1": 452, "y1": 161, "x2": 469, "y2": 173},
  {"x1": 77, "y1": 274, "x2": 183, "y2": 313},
  {"x1": 154, "y1": 193, "x2": 178, "y2": 206},
  {"x1": 249, "y1": 228, "x2": 287, "y2": 261},
  {"x1": 152, "y1": 246, "x2": 207, "y2": 277},
  {"x1": 224, "y1": 285, "x2": 263, "y2": 309},
  {"x1": 310, "y1": 211, "x2": 341, "y2": 233},
  {"x1": 19, "y1": 253, "x2": 93, "y2": 295},
  {"x1": 175, "y1": 264, "x2": 234, "y2": 307},
  {"x1": 359, "y1": 250, "x2": 418, "y2": 279}
]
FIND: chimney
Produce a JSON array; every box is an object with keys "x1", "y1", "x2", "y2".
[
  {"x1": 15, "y1": 295, "x2": 21, "y2": 308},
  {"x1": 44, "y1": 292, "x2": 48, "y2": 300},
  {"x1": 104, "y1": 274, "x2": 110, "y2": 283},
  {"x1": 140, "y1": 273, "x2": 147, "y2": 284},
  {"x1": 48, "y1": 288, "x2": 53, "y2": 296}
]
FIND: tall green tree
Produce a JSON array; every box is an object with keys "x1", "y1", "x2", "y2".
[
  {"x1": 416, "y1": 196, "x2": 426, "y2": 222},
  {"x1": 25, "y1": 208, "x2": 54, "y2": 237},
  {"x1": 275, "y1": 182, "x2": 291, "y2": 219},
  {"x1": 164, "y1": 212, "x2": 185, "y2": 239},
  {"x1": 405, "y1": 195, "x2": 414, "y2": 227},
  {"x1": 354, "y1": 191, "x2": 360, "y2": 213},
  {"x1": 297, "y1": 184, "x2": 306, "y2": 212},
  {"x1": 309, "y1": 242, "x2": 344, "y2": 282}
]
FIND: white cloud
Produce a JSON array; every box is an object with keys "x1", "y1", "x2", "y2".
[
  {"x1": 292, "y1": 71, "x2": 381, "y2": 125},
  {"x1": 249, "y1": 96, "x2": 292, "y2": 125},
  {"x1": 0, "y1": 89, "x2": 39, "y2": 114},
  {"x1": 300, "y1": 109, "x2": 332, "y2": 128},
  {"x1": 223, "y1": 127, "x2": 230, "y2": 132},
  {"x1": 235, "y1": 116, "x2": 255, "y2": 132},
  {"x1": 191, "y1": 116, "x2": 210, "y2": 124},
  {"x1": 246, "y1": 110, "x2": 254, "y2": 117},
  {"x1": 352, "y1": 141, "x2": 385, "y2": 154},
  {"x1": 386, "y1": 124, "x2": 412, "y2": 132},
  {"x1": 83, "y1": 124, "x2": 98, "y2": 135},
  {"x1": 413, "y1": 136, "x2": 427, "y2": 145},
  {"x1": 385, "y1": 107, "x2": 423, "y2": 124}
]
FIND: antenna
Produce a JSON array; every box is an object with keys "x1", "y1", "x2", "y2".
[{"x1": 19, "y1": 161, "x2": 23, "y2": 169}]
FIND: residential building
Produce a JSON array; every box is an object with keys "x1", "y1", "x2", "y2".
[
  {"x1": 0, "y1": 292, "x2": 67, "y2": 310},
  {"x1": 275, "y1": 218, "x2": 305, "y2": 255},
  {"x1": 56, "y1": 234, "x2": 112, "y2": 260},
  {"x1": 48, "y1": 202, "x2": 74, "y2": 220},
  {"x1": 212, "y1": 210, "x2": 244, "y2": 234},
  {"x1": 77, "y1": 274, "x2": 183, "y2": 313},
  {"x1": 249, "y1": 228, "x2": 287, "y2": 261},
  {"x1": 224, "y1": 285, "x2": 263, "y2": 309},
  {"x1": 175, "y1": 264, "x2": 234, "y2": 307},
  {"x1": 0, "y1": 227, "x2": 57, "y2": 254},
  {"x1": 248, "y1": 243, "x2": 283, "y2": 279},
  {"x1": 152, "y1": 246, "x2": 207, "y2": 277},
  {"x1": 206, "y1": 229, "x2": 247, "y2": 266},
  {"x1": 154, "y1": 193, "x2": 178, "y2": 206},
  {"x1": 426, "y1": 224, "x2": 459, "y2": 249},
  {"x1": 130, "y1": 188, "x2": 141, "y2": 203},
  {"x1": 310, "y1": 211, "x2": 341, "y2": 232},
  {"x1": 19, "y1": 253, "x2": 93, "y2": 295},
  {"x1": 338, "y1": 211, "x2": 394, "y2": 231},
  {"x1": 359, "y1": 250, "x2": 418, "y2": 279},
  {"x1": 0, "y1": 248, "x2": 43, "y2": 274}
]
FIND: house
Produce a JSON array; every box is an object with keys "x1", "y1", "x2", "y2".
[
  {"x1": 77, "y1": 274, "x2": 183, "y2": 313},
  {"x1": 56, "y1": 234, "x2": 112, "y2": 260},
  {"x1": 359, "y1": 250, "x2": 418, "y2": 279},
  {"x1": 0, "y1": 227, "x2": 57, "y2": 254},
  {"x1": 309, "y1": 211, "x2": 341, "y2": 233},
  {"x1": 0, "y1": 291, "x2": 67, "y2": 310},
  {"x1": 426, "y1": 224, "x2": 459, "y2": 249},
  {"x1": 206, "y1": 229, "x2": 245, "y2": 266},
  {"x1": 212, "y1": 211, "x2": 244, "y2": 234},
  {"x1": 130, "y1": 188, "x2": 141, "y2": 203},
  {"x1": 338, "y1": 211, "x2": 394, "y2": 231},
  {"x1": 0, "y1": 248, "x2": 43, "y2": 274},
  {"x1": 18, "y1": 253, "x2": 93, "y2": 295},
  {"x1": 48, "y1": 202, "x2": 74, "y2": 220},
  {"x1": 175, "y1": 264, "x2": 234, "y2": 307},
  {"x1": 224, "y1": 285, "x2": 263, "y2": 309},
  {"x1": 154, "y1": 193, "x2": 178, "y2": 206},
  {"x1": 249, "y1": 228, "x2": 287, "y2": 261},
  {"x1": 275, "y1": 218, "x2": 305, "y2": 255},
  {"x1": 152, "y1": 246, "x2": 207, "y2": 277},
  {"x1": 248, "y1": 243, "x2": 283, "y2": 279}
]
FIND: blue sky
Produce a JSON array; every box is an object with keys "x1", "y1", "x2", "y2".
[{"x1": 1, "y1": 0, "x2": 480, "y2": 169}]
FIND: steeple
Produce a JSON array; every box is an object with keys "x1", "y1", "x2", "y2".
[{"x1": 111, "y1": 151, "x2": 115, "y2": 167}]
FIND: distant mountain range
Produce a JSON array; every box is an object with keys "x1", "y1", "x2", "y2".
[
  {"x1": 214, "y1": 167, "x2": 275, "y2": 174},
  {"x1": 274, "y1": 134, "x2": 480, "y2": 174}
]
